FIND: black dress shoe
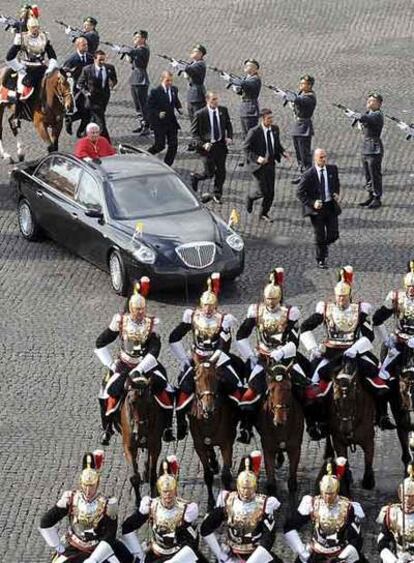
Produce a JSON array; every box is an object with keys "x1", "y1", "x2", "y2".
[
  {"x1": 368, "y1": 197, "x2": 381, "y2": 209},
  {"x1": 359, "y1": 194, "x2": 374, "y2": 207},
  {"x1": 317, "y1": 260, "x2": 327, "y2": 269},
  {"x1": 190, "y1": 174, "x2": 198, "y2": 192},
  {"x1": 260, "y1": 214, "x2": 274, "y2": 223},
  {"x1": 291, "y1": 177, "x2": 301, "y2": 185},
  {"x1": 246, "y1": 198, "x2": 253, "y2": 214}
]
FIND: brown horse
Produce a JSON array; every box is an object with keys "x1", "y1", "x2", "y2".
[
  {"x1": 119, "y1": 375, "x2": 164, "y2": 504},
  {"x1": 326, "y1": 357, "x2": 376, "y2": 489},
  {"x1": 189, "y1": 359, "x2": 238, "y2": 509},
  {"x1": 0, "y1": 67, "x2": 73, "y2": 162},
  {"x1": 255, "y1": 359, "x2": 304, "y2": 495}
]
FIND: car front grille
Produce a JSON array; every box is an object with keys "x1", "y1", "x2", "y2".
[{"x1": 175, "y1": 242, "x2": 216, "y2": 269}]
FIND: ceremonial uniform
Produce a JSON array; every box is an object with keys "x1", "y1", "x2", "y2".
[
  {"x1": 172, "y1": 44, "x2": 207, "y2": 120},
  {"x1": 65, "y1": 17, "x2": 100, "y2": 55},
  {"x1": 39, "y1": 452, "x2": 133, "y2": 563},
  {"x1": 95, "y1": 279, "x2": 174, "y2": 445},
  {"x1": 285, "y1": 464, "x2": 365, "y2": 562},
  {"x1": 230, "y1": 73, "x2": 261, "y2": 136},
  {"x1": 360, "y1": 108, "x2": 384, "y2": 198},
  {"x1": 121, "y1": 457, "x2": 204, "y2": 563},
  {"x1": 291, "y1": 90, "x2": 317, "y2": 172},
  {"x1": 373, "y1": 262, "x2": 414, "y2": 381},
  {"x1": 169, "y1": 273, "x2": 241, "y2": 439},
  {"x1": 129, "y1": 41, "x2": 150, "y2": 127},
  {"x1": 201, "y1": 452, "x2": 282, "y2": 563}
]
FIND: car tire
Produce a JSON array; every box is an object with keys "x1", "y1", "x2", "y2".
[
  {"x1": 109, "y1": 250, "x2": 129, "y2": 296},
  {"x1": 17, "y1": 198, "x2": 42, "y2": 241}
]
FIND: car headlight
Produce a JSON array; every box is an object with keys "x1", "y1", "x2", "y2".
[
  {"x1": 226, "y1": 232, "x2": 244, "y2": 252},
  {"x1": 132, "y1": 242, "x2": 156, "y2": 264}
]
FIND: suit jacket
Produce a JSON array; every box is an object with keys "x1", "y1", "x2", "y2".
[
  {"x1": 62, "y1": 51, "x2": 94, "y2": 84},
  {"x1": 230, "y1": 74, "x2": 261, "y2": 117},
  {"x1": 77, "y1": 63, "x2": 118, "y2": 110},
  {"x1": 128, "y1": 45, "x2": 150, "y2": 86},
  {"x1": 291, "y1": 91, "x2": 317, "y2": 136},
  {"x1": 297, "y1": 164, "x2": 341, "y2": 217},
  {"x1": 243, "y1": 124, "x2": 285, "y2": 173},
  {"x1": 184, "y1": 60, "x2": 206, "y2": 103},
  {"x1": 191, "y1": 105, "x2": 233, "y2": 152},
  {"x1": 359, "y1": 110, "x2": 384, "y2": 155},
  {"x1": 79, "y1": 30, "x2": 100, "y2": 55},
  {"x1": 147, "y1": 85, "x2": 182, "y2": 129}
]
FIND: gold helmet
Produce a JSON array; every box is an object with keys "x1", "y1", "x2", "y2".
[
  {"x1": 79, "y1": 451, "x2": 104, "y2": 489},
  {"x1": 200, "y1": 273, "x2": 220, "y2": 307},
  {"x1": 399, "y1": 464, "x2": 414, "y2": 512},
  {"x1": 156, "y1": 456, "x2": 179, "y2": 494},
  {"x1": 237, "y1": 452, "x2": 261, "y2": 498},
  {"x1": 334, "y1": 266, "x2": 354, "y2": 297},
  {"x1": 404, "y1": 261, "x2": 414, "y2": 289},
  {"x1": 263, "y1": 268, "x2": 284, "y2": 302},
  {"x1": 128, "y1": 276, "x2": 150, "y2": 312},
  {"x1": 319, "y1": 462, "x2": 340, "y2": 496},
  {"x1": 26, "y1": 16, "x2": 40, "y2": 28}
]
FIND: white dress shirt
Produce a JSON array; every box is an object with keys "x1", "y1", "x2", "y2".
[
  {"x1": 208, "y1": 106, "x2": 221, "y2": 142},
  {"x1": 315, "y1": 164, "x2": 331, "y2": 202}
]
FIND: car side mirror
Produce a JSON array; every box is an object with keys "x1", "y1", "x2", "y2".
[{"x1": 85, "y1": 206, "x2": 103, "y2": 219}]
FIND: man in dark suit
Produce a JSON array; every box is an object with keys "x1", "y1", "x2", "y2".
[
  {"x1": 243, "y1": 108, "x2": 289, "y2": 222},
  {"x1": 147, "y1": 71, "x2": 183, "y2": 166},
  {"x1": 63, "y1": 37, "x2": 94, "y2": 137},
  {"x1": 190, "y1": 91, "x2": 233, "y2": 203},
  {"x1": 77, "y1": 50, "x2": 118, "y2": 141},
  {"x1": 173, "y1": 44, "x2": 207, "y2": 120},
  {"x1": 358, "y1": 92, "x2": 384, "y2": 209},
  {"x1": 297, "y1": 148, "x2": 341, "y2": 269},
  {"x1": 291, "y1": 74, "x2": 317, "y2": 184}
]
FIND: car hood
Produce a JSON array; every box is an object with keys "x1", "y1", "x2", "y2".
[{"x1": 111, "y1": 208, "x2": 222, "y2": 246}]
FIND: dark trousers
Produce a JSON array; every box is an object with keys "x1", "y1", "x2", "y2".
[
  {"x1": 249, "y1": 163, "x2": 276, "y2": 216},
  {"x1": 309, "y1": 201, "x2": 339, "y2": 261},
  {"x1": 362, "y1": 153, "x2": 383, "y2": 197},
  {"x1": 187, "y1": 100, "x2": 206, "y2": 121},
  {"x1": 90, "y1": 105, "x2": 110, "y2": 141},
  {"x1": 148, "y1": 124, "x2": 178, "y2": 166},
  {"x1": 240, "y1": 115, "x2": 259, "y2": 137},
  {"x1": 131, "y1": 84, "x2": 149, "y2": 123},
  {"x1": 193, "y1": 142, "x2": 228, "y2": 197},
  {"x1": 293, "y1": 135, "x2": 312, "y2": 171},
  {"x1": 71, "y1": 93, "x2": 90, "y2": 135}
]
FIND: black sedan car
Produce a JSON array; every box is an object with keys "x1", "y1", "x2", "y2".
[{"x1": 11, "y1": 149, "x2": 245, "y2": 294}]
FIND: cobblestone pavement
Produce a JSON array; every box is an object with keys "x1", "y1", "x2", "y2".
[{"x1": 0, "y1": 0, "x2": 413, "y2": 561}]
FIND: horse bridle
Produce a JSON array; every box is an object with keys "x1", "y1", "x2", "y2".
[
  {"x1": 53, "y1": 72, "x2": 73, "y2": 110},
  {"x1": 334, "y1": 371, "x2": 357, "y2": 434},
  {"x1": 194, "y1": 363, "x2": 217, "y2": 416}
]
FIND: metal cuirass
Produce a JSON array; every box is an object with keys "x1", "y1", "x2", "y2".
[
  {"x1": 191, "y1": 309, "x2": 223, "y2": 354},
  {"x1": 120, "y1": 314, "x2": 153, "y2": 359},
  {"x1": 310, "y1": 496, "x2": 350, "y2": 556},
  {"x1": 388, "y1": 504, "x2": 414, "y2": 556},
  {"x1": 226, "y1": 492, "x2": 266, "y2": 555},
  {"x1": 150, "y1": 498, "x2": 187, "y2": 555},
  {"x1": 21, "y1": 32, "x2": 48, "y2": 61},
  {"x1": 324, "y1": 303, "x2": 360, "y2": 348},
  {"x1": 395, "y1": 292, "x2": 414, "y2": 341},
  {"x1": 67, "y1": 491, "x2": 107, "y2": 550},
  {"x1": 256, "y1": 303, "x2": 289, "y2": 354}
]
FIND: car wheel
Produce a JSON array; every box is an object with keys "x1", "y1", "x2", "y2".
[
  {"x1": 17, "y1": 198, "x2": 41, "y2": 241},
  {"x1": 109, "y1": 250, "x2": 129, "y2": 296}
]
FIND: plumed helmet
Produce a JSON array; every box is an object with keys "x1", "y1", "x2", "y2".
[
  {"x1": 319, "y1": 462, "x2": 340, "y2": 495},
  {"x1": 334, "y1": 265, "x2": 353, "y2": 297},
  {"x1": 263, "y1": 268, "x2": 284, "y2": 302},
  {"x1": 156, "y1": 456, "x2": 179, "y2": 494},
  {"x1": 200, "y1": 273, "x2": 220, "y2": 307},
  {"x1": 236, "y1": 453, "x2": 261, "y2": 495},
  {"x1": 26, "y1": 16, "x2": 39, "y2": 27},
  {"x1": 128, "y1": 276, "x2": 150, "y2": 312},
  {"x1": 404, "y1": 261, "x2": 414, "y2": 289},
  {"x1": 79, "y1": 451, "x2": 103, "y2": 488}
]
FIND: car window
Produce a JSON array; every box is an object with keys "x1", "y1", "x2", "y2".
[
  {"x1": 108, "y1": 173, "x2": 199, "y2": 219},
  {"x1": 77, "y1": 171, "x2": 102, "y2": 208},
  {"x1": 35, "y1": 156, "x2": 81, "y2": 198}
]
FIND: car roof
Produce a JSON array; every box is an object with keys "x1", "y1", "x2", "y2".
[{"x1": 97, "y1": 154, "x2": 171, "y2": 180}]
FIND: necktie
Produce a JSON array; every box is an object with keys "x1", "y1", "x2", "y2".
[
  {"x1": 166, "y1": 87, "x2": 172, "y2": 103},
  {"x1": 266, "y1": 129, "x2": 274, "y2": 159},
  {"x1": 98, "y1": 67, "x2": 104, "y2": 87},
  {"x1": 82, "y1": 55, "x2": 86, "y2": 64},
  {"x1": 212, "y1": 110, "x2": 220, "y2": 142},
  {"x1": 320, "y1": 168, "x2": 326, "y2": 201}
]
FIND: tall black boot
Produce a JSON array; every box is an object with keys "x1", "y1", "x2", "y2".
[
  {"x1": 176, "y1": 409, "x2": 188, "y2": 441},
  {"x1": 304, "y1": 402, "x2": 328, "y2": 441},
  {"x1": 376, "y1": 396, "x2": 396, "y2": 430},
  {"x1": 99, "y1": 398, "x2": 114, "y2": 446},
  {"x1": 162, "y1": 408, "x2": 176, "y2": 443}
]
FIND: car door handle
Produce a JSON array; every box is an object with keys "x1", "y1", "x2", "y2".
[
  {"x1": 71, "y1": 212, "x2": 78, "y2": 219},
  {"x1": 36, "y1": 190, "x2": 43, "y2": 198}
]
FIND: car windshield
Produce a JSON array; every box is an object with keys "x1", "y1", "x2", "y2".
[{"x1": 108, "y1": 173, "x2": 199, "y2": 219}]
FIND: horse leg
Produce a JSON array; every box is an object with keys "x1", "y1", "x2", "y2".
[
  {"x1": 220, "y1": 442, "x2": 233, "y2": 493},
  {"x1": 208, "y1": 446, "x2": 220, "y2": 475},
  {"x1": 50, "y1": 121, "x2": 62, "y2": 152},
  {"x1": 0, "y1": 105, "x2": 13, "y2": 163},
  {"x1": 120, "y1": 404, "x2": 141, "y2": 505},
  {"x1": 286, "y1": 444, "x2": 301, "y2": 494},
  {"x1": 390, "y1": 396, "x2": 411, "y2": 470},
  {"x1": 194, "y1": 442, "x2": 215, "y2": 510},
  {"x1": 361, "y1": 437, "x2": 375, "y2": 490},
  {"x1": 15, "y1": 130, "x2": 25, "y2": 162},
  {"x1": 324, "y1": 433, "x2": 335, "y2": 460},
  {"x1": 148, "y1": 440, "x2": 161, "y2": 498},
  {"x1": 263, "y1": 442, "x2": 278, "y2": 496},
  {"x1": 33, "y1": 111, "x2": 53, "y2": 151}
]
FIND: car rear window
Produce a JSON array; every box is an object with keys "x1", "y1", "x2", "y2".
[
  {"x1": 108, "y1": 173, "x2": 199, "y2": 219},
  {"x1": 35, "y1": 156, "x2": 81, "y2": 198}
]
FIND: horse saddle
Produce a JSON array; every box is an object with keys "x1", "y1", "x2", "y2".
[{"x1": 0, "y1": 69, "x2": 33, "y2": 103}]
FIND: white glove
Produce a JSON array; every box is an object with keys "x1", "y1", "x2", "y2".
[
  {"x1": 111, "y1": 44, "x2": 122, "y2": 53},
  {"x1": 385, "y1": 334, "x2": 397, "y2": 349},
  {"x1": 220, "y1": 71, "x2": 231, "y2": 81},
  {"x1": 344, "y1": 347, "x2": 357, "y2": 358},
  {"x1": 310, "y1": 347, "x2": 322, "y2": 361},
  {"x1": 270, "y1": 348, "x2": 284, "y2": 362},
  {"x1": 407, "y1": 337, "x2": 414, "y2": 349},
  {"x1": 159, "y1": 111, "x2": 166, "y2": 119},
  {"x1": 171, "y1": 59, "x2": 180, "y2": 68},
  {"x1": 298, "y1": 549, "x2": 310, "y2": 562},
  {"x1": 249, "y1": 355, "x2": 258, "y2": 369},
  {"x1": 345, "y1": 110, "x2": 355, "y2": 118},
  {"x1": 65, "y1": 26, "x2": 72, "y2": 35}
]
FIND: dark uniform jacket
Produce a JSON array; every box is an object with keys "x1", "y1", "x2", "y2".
[
  {"x1": 147, "y1": 85, "x2": 182, "y2": 129},
  {"x1": 230, "y1": 74, "x2": 261, "y2": 117},
  {"x1": 191, "y1": 105, "x2": 233, "y2": 152},
  {"x1": 243, "y1": 124, "x2": 285, "y2": 173},
  {"x1": 80, "y1": 30, "x2": 100, "y2": 55},
  {"x1": 77, "y1": 63, "x2": 118, "y2": 110},
  {"x1": 63, "y1": 51, "x2": 94, "y2": 84},
  {"x1": 297, "y1": 164, "x2": 341, "y2": 217},
  {"x1": 291, "y1": 91, "x2": 317, "y2": 136},
  {"x1": 184, "y1": 60, "x2": 206, "y2": 103},
  {"x1": 359, "y1": 110, "x2": 384, "y2": 155},
  {"x1": 128, "y1": 45, "x2": 150, "y2": 86}
]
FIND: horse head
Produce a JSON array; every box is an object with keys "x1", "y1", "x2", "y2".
[
  {"x1": 399, "y1": 346, "x2": 414, "y2": 430},
  {"x1": 127, "y1": 373, "x2": 151, "y2": 420},
  {"x1": 43, "y1": 68, "x2": 74, "y2": 114},
  {"x1": 265, "y1": 359, "x2": 292, "y2": 427},
  {"x1": 193, "y1": 359, "x2": 218, "y2": 420},
  {"x1": 333, "y1": 356, "x2": 358, "y2": 439}
]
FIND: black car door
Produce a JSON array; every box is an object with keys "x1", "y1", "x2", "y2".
[{"x1": 73, "y1": 169, "x2": 110, "y2": 268}]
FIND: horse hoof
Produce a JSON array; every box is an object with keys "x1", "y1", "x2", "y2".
[
  {"x1": 361, "y1": 474, "x2": 375, "y2": 490},
  {"x1": 276, "y1": 451, "x2": 285, "y2": 468},
  {"x1": 288, "y1": 478, "x2": 298, "y2": 493}
]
